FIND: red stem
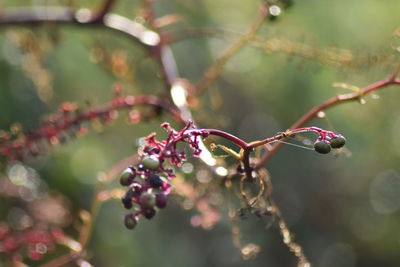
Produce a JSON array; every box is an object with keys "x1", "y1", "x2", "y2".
[
  {"x1": 200, "y1": 129, "x2": 249, "y2": 149},
  {"x1": 255, "y1": 76, "x2": 400, "y2": 168}
]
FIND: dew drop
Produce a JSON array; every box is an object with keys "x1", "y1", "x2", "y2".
[
  {"x1": 371, "y1": 94, "x2": 380, "y2": 100},
  {"x1": 269, "y1": 5, "x2": 281, "y2": 16},
  {"x1": 317, "y1": 111, "x2": 326, "y2": 118},
  {"x1": 302, "y1": 139, "x2": 312, "y2": 146}
]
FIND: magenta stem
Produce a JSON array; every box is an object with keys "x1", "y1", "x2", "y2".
[{"x1": 201, "y1": 129, "x2": 249, "y2": 149}]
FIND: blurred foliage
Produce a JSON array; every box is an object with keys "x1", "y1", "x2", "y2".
[{"x1": 1, "y1": 0, "x2": 400, "y2": 267}]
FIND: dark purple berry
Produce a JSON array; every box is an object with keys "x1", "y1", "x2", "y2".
[
  {"x1": 122, "y1": 196, "x2": 133, "y2": 209},
  {"x1": 155, "y1": 193, "x2": 167, "y2": 209},
  {"x1": 124, "y1": 214, "x2": 138, "y2": 229},
  {"x1": 330, "y1": 136, "x2": 346, "y2": 149},
  {"x1": 139, "y1": 192, "x2": 156, "y2": 209},
  {"x1": 122, "y1": 188, "x2": 138, "y2": 209},
  {"x1": 142, "y1": 208, "x2": 156, "y2": 219},
  {"x1": 148, "y1": 174, "x2": 163, "y2": 188},
  {"x1": 150, "y1": 148, "x2": 160, "y2": 154},
  {"x1": 314, "y1": 141, "x2": 331, "y2": 154},
  {"x1": 119, "y1": 167, "x2": 136, "y2": 186}
]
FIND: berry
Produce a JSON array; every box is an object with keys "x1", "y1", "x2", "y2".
[
  {"x1": 314, "y1": 141, "x2": 331, "y2": 154},
  {"x1": 122, "y1": 195, "x2": 133, "y2": 209},
  {"x1": 124, "y1": 214, "x2": 138, "y2": 229},
  {"x1": 155, "y1": 193, "x2": 168, "y2": 209},
  {"x1": 141, "y1": 155, "x2": 160, "y2": 170},
  {"x1": 139, "y1": 192, "x2": 156, "y2": 209},
  {"x1": 148, "y1": 174, "x2": 163, "y2": 188},
  {"x1": 119, "y1": 167, "x2": 135, "y2": 186},
  {"x1": 122, "y1": 188, "x2": 139, "y2": 209},
  {"x1": 142, "y1": 208, "x2": 156, "y2": 219},
  {"x1": 330, "y1": 136, "x2": 346, "y2": 149}
]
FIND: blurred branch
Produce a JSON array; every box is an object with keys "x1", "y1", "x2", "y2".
[
  {"x1": 0, "y1": 95, "x2": 184, "y2": 161},
  {"x1": 195, "y1": 5, "x2": 269, "y2": 95},
  {"x1": 258, "y1": 169, "x2": 310, "y2": 267},
  {"x1": 38, "y1": 154, "x2": 140, "y2": 267},
  {"x1": 39, "y1": 253, "x2": 78, "y2": 267},
  {"x1": 90, "y1": 0, "x2": 117, "y2": 23},
  {"x1": 166, "y1": 28, "x2": 399, "y2": 72},
  {"x1": 256, "y1": 74, "x2": 400, "y2": 168},
  {"x1": 78, "y1": 154, "x2": 140, "y2": 251},
  {"x1": 0, "y1": 6, "x2": 159, "y2": 48}
]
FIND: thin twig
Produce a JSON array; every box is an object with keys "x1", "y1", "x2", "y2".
[
  {"x1": 196, "y1": 5, "x2": 269, "y2": 95},
  {"x1": 0, "y1": 95, "x2": 183, "y2": 161},
  {"x1": 90, "y1": 0, "x2": 117, "y2": 23},
  {"x1": 41, "y1": 155, "x2": 140, "y2": 267},
  {"x1": 0, "y1": 6, "x2": 157, "y2": 48},
  {"x1": 255, "y1": 75, "x2": 400, "y2": 168},
  {"x1": 78, "y1": 155, "x2": 140, "y2": 250},
  {"x1": 39, "y1": 253, "x2": 78, "y2": 267},
  {"x1": 259, "y1": 169, "x2": 310, "y2": 267}
]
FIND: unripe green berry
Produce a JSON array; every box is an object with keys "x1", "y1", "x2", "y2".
[
  {"x1": 141, "y1": 155, "x2": 160, "y2": 170},
  {"x1": 124, "y1": 214, "x2": 138, "y2": 229},
  {"x1": 314, "y1": 141, "x2": 331, "y2": 154},
  {"x1": 119, "y1": 168, "x2": 135, "y2": 186},
  {"x1": 139, "y1": 192, "x2": 156, "y2": 209},
  {"x1": 330, "y1": 136, "x2": 346, "y2": 149}
]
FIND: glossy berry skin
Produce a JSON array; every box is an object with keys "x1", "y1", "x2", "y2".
[
  {"x1": 139, "y1": 192, "x2": 156, "y2": 209},
  {"x1": 119, "y1": 167, "x2": 135, "y2": 186},
  {"x1": 155, "y1": 193, "x2": 167, "y2": 209},
  {"x1": 124, "y1": 214, "x2": 138, "y2": 229},
  {"x1": 314, "y1": 141, "x2": 331, "y2": 154},
  {"x1": 142, "y1": 208, "x2": 156, "y2": 219},
  {"x1": 122, "y1": 189, "x2": 137, "y2": 209},
  {"x1": 330, "y1": 136, "x2": 346, "y2": 149},
  {"x1": 148, "y1": 174, "x2": 163, "y2": 188},
  {"x1": 141, "y1": 155, "x2": 160, "y2": 170},
  {"x1": 122, "y1": 196, "x2": 133, "y2": 209}
]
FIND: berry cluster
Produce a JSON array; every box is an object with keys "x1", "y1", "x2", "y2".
[
  {"x1": 119, "y1": 123, "x2": 346, "y2": 229},
  {"x1": 120, "y1": 122, "x2": 208, "y2": 229},
  {"x1": 311, "y1": 128, "x2": 346, "y2": 154}
]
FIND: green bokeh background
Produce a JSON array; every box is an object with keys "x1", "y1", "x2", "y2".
[{"x1": 1, "y1": 0, "x2": 400, "y2": 266}]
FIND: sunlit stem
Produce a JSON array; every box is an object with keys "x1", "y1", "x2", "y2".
[{"x1": 248, "y1": 127, "x2": 336, "y2": 149}]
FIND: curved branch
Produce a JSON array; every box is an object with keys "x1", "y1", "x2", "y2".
[
  {"x1": 255, "y1": 75, "x2": 400, "y2": 168},
  {"x1": 90, "y1": 0, "x2": 117, "y2": 23},
  {"x1": 0, "y1": 6, "x2": 160, "y2": 48},
  {"x1": 39, "y1": 253, "x2": 78, "y2": 267},
  {"x1": 195, "y1": 4, "x2": 269, "y2": 95},
  {"x1": 0, "y1": 95, "x2": 184, "y2": 161},
  {"x1": 202, "y1": 129, "x2": 249, "y2": 149}
]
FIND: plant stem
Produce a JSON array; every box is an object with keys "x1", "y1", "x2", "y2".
[
  {"x1": 196, "y1": 4, "x2": 269, "y2": 95},
  {"x1": 202, "y1": 129, "x2": 249, "y2": 149},
  {"x1": 255, "y1": 75, "x2": 400, "y2": 168}
]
